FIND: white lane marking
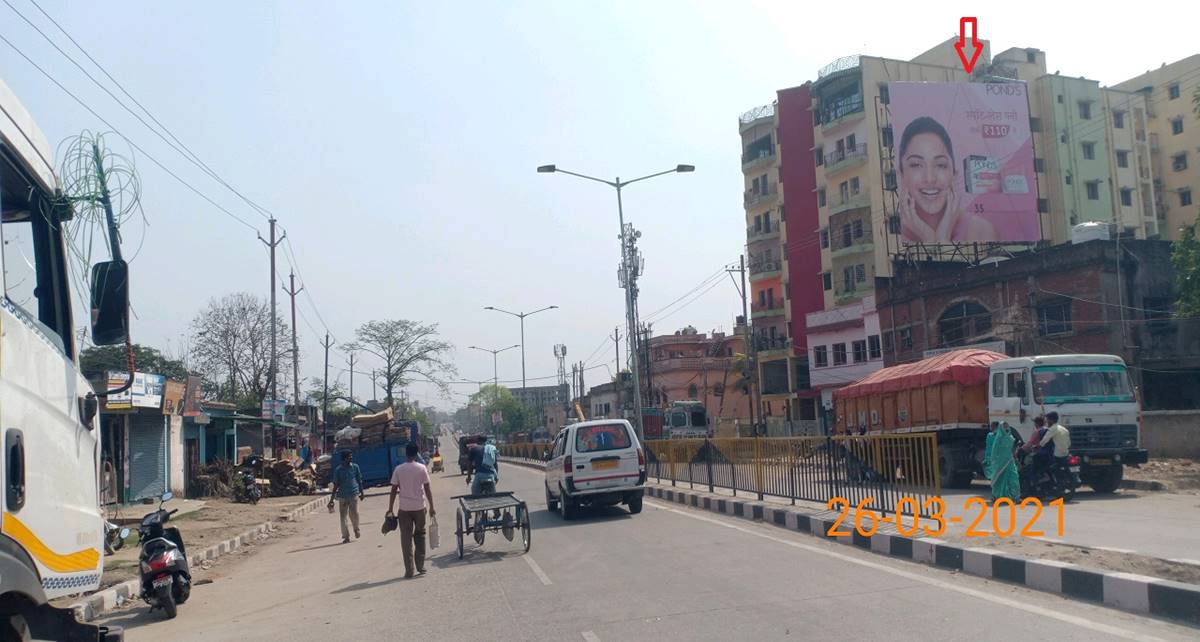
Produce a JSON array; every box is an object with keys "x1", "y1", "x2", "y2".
[
  {"x1": 524, "y1": 554, "x2": 553, "y2": 585},
  {"x1": 581, "y1": 631, "x2": 600, "y2": 642},
  {"x1": 646, "y1": 499, "x2": 1166, "y2": 642}
]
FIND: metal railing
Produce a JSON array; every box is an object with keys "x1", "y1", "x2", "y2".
[
  {"x1": 744, "y1": 183, "x2": 779, "y2": 207},
  {"x1": 749, "y1": 258, "x2": 782, "y2": 275},
  {"x1": 742, "y1": 147, "x2": 776, "y2": 166},
  {"x1": 824, "y1": 143, "x2": 867, "y2": 167},
  {"x1": 499, "y1": 434, "x2": 941, "y2": 517}
]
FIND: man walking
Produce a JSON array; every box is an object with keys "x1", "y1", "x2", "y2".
[
  {"x1": 330, "y1": 450, "x2": 364, "y2": 544},
  {"x1": 388, "y1": 443, "x2": 436, "y2": 578}
]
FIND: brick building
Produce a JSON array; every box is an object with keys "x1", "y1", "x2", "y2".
[{"x1": 876, "y1": 238, "x2": 1200, "y2": 409}]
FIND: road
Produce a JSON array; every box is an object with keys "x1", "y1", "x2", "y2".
[{"x1": 101, "y1": 436, "x2": 1197, "y2": 641}]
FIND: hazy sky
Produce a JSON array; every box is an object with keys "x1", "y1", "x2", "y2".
[{"x1": 2, "y1": 1, "x2": 1194, "y2": 411}]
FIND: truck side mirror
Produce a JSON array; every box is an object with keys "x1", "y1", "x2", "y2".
[{"x1": 90, "y1": 260, "x2": 130, "y2": 346}]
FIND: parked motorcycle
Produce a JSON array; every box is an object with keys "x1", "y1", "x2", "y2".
[
  {"x1": 103, "y1": 503, "x2": 130, "y2": 555},
  {"x1": 1019, "y1": 451, "x2": 1081, "y2": 502},
  {"x1": 138, "y1": 492, "x2": 191, "y2": 619},
  {"x1": 235, "y1": 455, "x2": 263, "y2": 504}
]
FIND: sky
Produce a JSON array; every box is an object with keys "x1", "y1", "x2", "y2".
[{"x1": 1, "y1": 0, "x2": 1195, "y2": 411}]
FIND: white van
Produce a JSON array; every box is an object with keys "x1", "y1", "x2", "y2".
[{"x1": 544, "y1": 419, "x2": 646, "y2": 518}]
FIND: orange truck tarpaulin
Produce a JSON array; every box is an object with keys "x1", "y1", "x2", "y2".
[{"x1": 833, "y1": 348, "x2": 1007, "y2": 399}]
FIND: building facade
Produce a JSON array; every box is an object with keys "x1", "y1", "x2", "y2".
[
  {"x1": 645, "y1": 326, "x2": 751, "y2": 420},
  {"x1": 510, "y1": 384, "x2": 569, "y2": 412}
]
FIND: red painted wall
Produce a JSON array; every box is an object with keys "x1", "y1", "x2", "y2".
[{"x1": 777, "y1": 84, "x2": 823, "y2": 355}]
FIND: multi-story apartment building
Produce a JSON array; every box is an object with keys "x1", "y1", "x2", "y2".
[
  {"x1": 645, "y1": 326, "x2": 750, "y2": 420},
  {"x1": 1114, "y1": 55, "x2": 1200, "y2": 239}
]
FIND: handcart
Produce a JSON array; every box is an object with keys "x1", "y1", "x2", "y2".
[{"x1": 452, "y1": 491, "x2": 531, "y2": 559}]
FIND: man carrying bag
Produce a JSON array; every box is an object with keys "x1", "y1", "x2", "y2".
[{"x1": 387, "y1": 444, "x2": 436, "y2": 578}]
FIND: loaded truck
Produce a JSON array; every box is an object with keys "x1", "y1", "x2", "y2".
[
  {"x1": 1, "y1": 79, "x2": 126, "y2": 639},
  {"x1": 331, "y1": 421, "x2": 424, "y2": 488},
  {"x1": 832, "y1": 349, "x2": 1147, "y2": 492}
]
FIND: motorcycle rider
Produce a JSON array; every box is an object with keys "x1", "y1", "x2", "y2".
[{"x1": 1025, "y1": 411, "x2": 1071, "y2": 487}]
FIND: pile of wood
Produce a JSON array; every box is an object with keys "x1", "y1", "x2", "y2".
[
  {"x1": 350, "y1": 408, "x2": 395, "y2": 446},
  {"x1": 259, "y1": 458, "x2": 316, "y2": 497},
  {"x1": 314, "y1": 454, "x2": 333, "y2": 486},
  {"x1": 191, "y1": 459, "x2": 234, "y2": 498}
]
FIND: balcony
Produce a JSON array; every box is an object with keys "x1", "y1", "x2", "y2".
[
  {"x1": 823, "y1": 143, "x2": 868, "y2": 176},
  {"x1": 746, "y1": 224, "x2": 781, "y2": 243},
  {"x1": 754, "y1": 336, "x2": 790, "y2": 357},
  {"x1": 749, "y1": 258, "x2": 782, "y2": 280},
  {"x1": 651, "y1": 356, "x2": 733, "y2": 371},
  {"x1": 742, "y1": 146, "x2": 776, "y2": 169},
  {"x1": 751, "y1": 304, "x2": 786, "y2": 320},
  {"x1": 818, "y1": 95, "x2": 865, "y2": 128},
  {"x1": 744, "y1": 183, "x2": 779, "y2": 208},
  {"x1": 831, "y1": 240, "x2": 874, "y2": 259},
  {"x1": 828, "y1": 192, "x2": 871, "y2": 215}
]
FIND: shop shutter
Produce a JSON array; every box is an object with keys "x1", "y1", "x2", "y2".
[{"x1": 127, "y1": 413, "x2": 166, "y2": 501}]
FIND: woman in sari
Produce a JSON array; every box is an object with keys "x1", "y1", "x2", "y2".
[{"x1": 987, "y1": 421, "x2": 1021, "y2": 501}]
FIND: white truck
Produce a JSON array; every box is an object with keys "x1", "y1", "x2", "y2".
[{"x1": 1, "y1": 78, "x2": 127, "y2": 640}]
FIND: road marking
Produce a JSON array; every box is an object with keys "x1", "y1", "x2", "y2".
[
  {"x1": 646, "y1": 499, "x2": 1166, "y2": 642},
  {"x1": 524, "y1": 555, "x2": 552, "y2": 585},
  {"x1": 580, "y1": 631, "x2": 600, "y2": 642}
]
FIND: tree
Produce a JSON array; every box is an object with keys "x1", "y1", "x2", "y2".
[
  {"x1": 188, "y1": 292, "x2": 294, "y2": 405},
  {"x1": 344, "y1": 319, "x2": 455, "y2": 406},
  {"x1": 1173, "y1": 218, "x2": 1200, "y2": 317},
  {"x1": 80, "y1": 344, "x2": 192, "y2": 381},
  {"x1": 470, "y1": 384, "x2": 533, "y2": 435}
]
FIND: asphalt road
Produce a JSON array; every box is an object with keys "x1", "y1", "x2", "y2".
[{"x1": 101, "y1": 437, "x2": 1197, "y2": 641}]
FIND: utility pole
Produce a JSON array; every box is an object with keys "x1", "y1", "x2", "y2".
[
  {"x1": 371, "y1": 370, "x2": 378, "y2": 403},
  {"x1": 346, "y1": 352, "x2": 357, "y2": 402},
  {"x1": 642, "y1": 323, "x2": 653, "y2": 407},
  {"x1": 612, "y1": 326, "x2": 622, "y2": 378},
  {"x1": 321, "y1": 332, "x2": 333, "y2": 454},
  {"x1": 283, "y1": 271, "x2": 303, "y2": 448},
  {"x1": 727, "y1": 255, "x2": 759, "y2": 436},
  {"x1": 258, "y1": 218, "x2": 285, "y2": 456}
]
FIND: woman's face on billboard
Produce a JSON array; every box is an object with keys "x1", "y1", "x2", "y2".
[{"x1": 901, "y1": 132, "x2": 954, "y2": 216}]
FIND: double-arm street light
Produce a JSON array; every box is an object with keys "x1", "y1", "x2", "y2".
[
  {"x1": 467, "y1": 343, "x2": 520, "y2": 401},
  {"x1": 484, "y1": 305, "x2": 558, "y2": 393},
  {"x1": 537, "y1": 163, "x2": 694, "y2": 439}
]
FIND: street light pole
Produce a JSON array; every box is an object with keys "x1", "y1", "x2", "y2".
[
  {"x1": 468, "y1": 344, "x2": 520, "y2": 430},
  {"x1": 537, "y1": 163, "x2": 694, "y2": 441},
  {"x1": 483, "y1": 305, "x2": 558, "y2": 396}
]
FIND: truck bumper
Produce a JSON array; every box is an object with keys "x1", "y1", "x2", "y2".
[{"x1": 1077, "y1": 449, "x2": 1148, "y2": 465}]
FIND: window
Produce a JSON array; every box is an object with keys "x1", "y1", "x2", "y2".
[
  {"x1": 1038, "y1": 198, "x2": 1049, "y2": 213},
  {"x1": 852, "y1": 340, "x2": 867, "y2": 363},
  {"x1": 822, "y1": 272, "x2": 832, "y2": 291},
  {"x1": 1038, "y1": 301, "x2": 1072, "y2": 336},
  {"x1": 882, "y1": 125, "x2": 893, "y2": 147},
  {"x1": 758, "y1": 290, "x2": 766, "y2": 307},
  {"x1": 814, "y1": 146, "x2": 824, "y2": 166},
  {"x1": 992, "y1": 373, "x2": 1004, "y2": 398},
  {"x1": 832, "y1": 343, "x2": 847, "y2": 366},
  {"x1": 1030, "y1": 117, "x2": 1042, "y2": 132},
  {"x1": 1168, "y1": 83, "x2": 1180, "y2": 100},
  {"x1": 1057, "y1": 94, "x2": 1063, "y2": 104},
  {"x1": 846, "y1": 133, "x2": 857, "y2": 150},
  {"x1": 887, "y1": 215, "x2": 901, "y2": 234},
  {"x1": 575, "y1": 423, "x2": 632, "y2": 453},
  {"x1": 1032, "y1": 365, "x2": 1134, "y2": 404},
  {"x1": 820, "y1": 228, "x2": 829, "y2": 248},
  {"x1": 839, "y1": 181, "x2": 849, "y2": 202},
  {"x1": 1172, "y1": 118, "x2": 1184, "y2": 135},
  {"x1": 767, "y1": 288, "x2": 775, "y2": 308},
  {"x1": 1113, "y1": 110, "x2": 1125, "y2": 129},
  {"x1": 879, "y1": 84, "x2": 890, "y2": 104},
  {"x1": 1116, "y1": 150, "x2": 1129, "y2": 168},
  {"x1": 687, "y1": 384, "x2": 698, "y2": 399},
  {"x1": 1082, "y1": 142, "x2": 1095, "y2": 160},
  {"x1": 841, "y1": 223, "x2": 852, "y2": 247},
  {"x1": 1034, "y1": 157, "x2": 1045, "y2": 173},
  {"x1": 1078, "y1": 101, "x2": 1091, "y2": 119},
  {"x1": 1, "y1": 198, "x2": 71, "y2": 356},
  {"x1": 843, "y1": 267, "x2": 855, "y2": 292},
  {"x1": 817, "y1": 189, "x2": 827, "y2": 207},
  {"x1": 813, "y1": 345, "x2": 828, "y2": 368},
  {"x1": 855, "y1": 264, "x2": 866, "y2": 283},
  {"x1": 938, "y1": 301, "x2": 992, "y2": 347},
  {"x1": 763, "y1": 211, "x2": 772, "y2": 232},
  {"x1": 1173, "y1": 153, "x2": 1188, "y2": 172},
  {"x1": 1183, "y1": 189, "x2": 1194, "y2": 207},
  {"x1": 867, "y1": 334, "x2": 881, "y2": 359},
  {"x1": 1065, "y1": 173, "x2": 1072, "y2": 185},
  {"x1": 1026, "y1": 50, "x2": 1037, "y2": 63},
  {"x1": 754, "y1": 215, "x2": 762, "y2": 232},
  {"x1": 1120, "y1": 188, "x2": 1134, "y2": 207},
  {"x1": 850, "y1": 177, "x2": 860, "y2": 195},
  {"x1": 882, "y1": 331, "x2": 894, "y2": 354},
  {"x1": 852, "y1": 219, "x2": 863, "y2": 239},
  {"x1": 1086, "y1": 181, "x2": 1100, "y2": 200},
  {"x1": 898, "y1": 327, "x2": 913, "y2": 350},
  {"x1": 1006, "y1": 372, "x2": 1027, "y2": 401}
]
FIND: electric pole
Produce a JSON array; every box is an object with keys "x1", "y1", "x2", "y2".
[
  {"x1": 283, "y1": 271, "x2": 303, "y2": 446},
  {"x1": 321, "y1": 332, "x2": 333, "y2": 453},
  {"x1": 727, "y1": 255, "x2": 759, "y2": 436},
  {"x1": 258, "y1": 218, "x2": 285, "y2": 456},
  {"x1": 346, "y1": 352, "x2": 357, "y2": 402}
]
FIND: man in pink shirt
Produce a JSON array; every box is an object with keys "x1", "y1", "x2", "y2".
[{"x1": 388, "y1": 443, "x2": 436, "y2": 578}]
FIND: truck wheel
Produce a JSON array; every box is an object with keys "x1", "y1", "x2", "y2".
[
  {"x1": 2, "y1": 613, "x2": 32, "y2": 642},
  {"x1": 1088, "y1": 465, "x2": 1123, "y2": 494}
]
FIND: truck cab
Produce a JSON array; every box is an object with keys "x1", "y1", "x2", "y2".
[
  {"x1": 987, "y1": 354, "x2": 1147, "y2": 493},
  {"x1": 667, "y1": 401, "x2": 709, "y2": 439}
]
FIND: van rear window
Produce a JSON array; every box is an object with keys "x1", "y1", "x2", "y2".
[{"x1": 575, "y1": 424, "x2": 631, "y2": 453}]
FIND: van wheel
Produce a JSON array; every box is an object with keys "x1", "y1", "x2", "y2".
[
  {"x1": 558, "y1": 488, "x2": 576, "y2": 520},
  {"x1": 1088, "y1": 465, "x2": 1123, "y2": 494},
  {"x1": 628, "y1": 495, "x2": 643, "y2": 515},
  {"x1": 545, "y1": 484, "x2": 559, "y2": 512}
]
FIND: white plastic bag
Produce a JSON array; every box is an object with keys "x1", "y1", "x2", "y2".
[{"x1": 428, "y1": 514, "x2": 440, "y2": 549}]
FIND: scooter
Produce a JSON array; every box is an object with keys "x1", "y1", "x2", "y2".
[
  {"x1": 235, "y1": 455, "x2": 263, "y2": 504},
  {"x1": 103, "y1": 503, "x2": 130, "y2": 555},
  {"x1": 431, "y1": 453, "x2": 444, "y2": 473},
  {"x1": 1019, "y1": 451, "x2": 1081, "y2": 502},
  {"x1": 137, "y1": 491, "x2": 191, "y2": 619}
]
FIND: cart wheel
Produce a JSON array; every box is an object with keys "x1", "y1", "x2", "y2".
[
  {"x1": 455, "y1": 509, "x2": 465, "y2": 559},
  {"x1": 473, "y1": 512, "x2": 486, "y2": 546},
  {"x1": 521, "y1": 503, "x2": 532, "y2": 553}
]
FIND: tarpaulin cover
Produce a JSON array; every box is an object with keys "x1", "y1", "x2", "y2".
[{"x1": 833, "y1": 349, "x2": 1007, "y2": 400}]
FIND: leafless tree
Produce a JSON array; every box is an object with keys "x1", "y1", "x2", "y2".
[
  {"x1": 188, "y1": 292, "x2": 294, "y2": 405},
  {"x1": 344, "y1": 319, "x2": 454, "y2": 406}
]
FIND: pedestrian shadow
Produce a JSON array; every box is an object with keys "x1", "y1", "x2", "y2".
[
  {"x1": 329, "y1": 575, "x2": 408, "y2": 594},
  {"x1": 286, "y1": 541, "x2": 351, "y2": 554}
]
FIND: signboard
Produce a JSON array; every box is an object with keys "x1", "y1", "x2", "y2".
[
  {"x1": 923, "y1": 340, "x2": 1006, "y2": 359},
  {"x1": 163, "y1": 380, "x2": 186, "y2": 415},
  {"x1": 491, "y1": 411, "x2": 502, "y2": 426},
  {"x1": 261, "y1": 399, "x2": 287, "y2": 420},
  {"x1": 888, "y1": 82, "x2": 1039, "y2": 244},
  {"x1": 106, "y1": 371, "x2": 166, "y2": 410},
  {"x1": 182, "y1": 375, "x2": 203, "y2": 417}
]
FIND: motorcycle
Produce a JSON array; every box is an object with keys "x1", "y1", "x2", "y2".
[
  {"x1": 1019, "y1": 451, "x2": 1081, "y2": 502},
  {"x1": 103, "y1": 503, "x2": 130, "y2": 555},
  {"x1": 235, "y1": 455, "x2": 263, "y2": 504},
  {"x1": 137, "y1": 491, "x2": 191, "y2": 619},
  {"x1": 431, "y1": 453, "x2": 444, "y2": 473}
]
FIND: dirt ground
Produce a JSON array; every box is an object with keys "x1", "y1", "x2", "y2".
[
  {"x1": 93, "y1": 495, "x2": 319, "y2": 592},
  {"x1": 1125, "y1": 458, "x2": 1200, "y2": 494}
]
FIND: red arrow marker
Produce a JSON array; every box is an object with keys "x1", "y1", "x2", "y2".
[{"x1": 954, "y1": 17, "x2": 984, "y2": 74}]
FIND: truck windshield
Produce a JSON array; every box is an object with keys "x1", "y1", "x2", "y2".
[
  {"x1": 1032, "y1": 364, "x2": 1134, "y2": 404},
  {"x1": 670, "y1": 411, "x2": 688, "y2": 428}
]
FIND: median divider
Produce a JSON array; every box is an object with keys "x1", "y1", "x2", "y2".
[{"x1": 499, "y1": 455, "x2": 1199, "y2": 626}]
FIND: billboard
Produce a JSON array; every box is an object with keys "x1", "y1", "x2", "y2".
[
  {"x1": 105, "y1": 371, "x2": 166, "y2": 410},
  {"x1": 163, "y1": 380, "x2": 186, "y2": 415},
  {"x1": 888, "y1": 82, "x2": 1039, "y2": 244}
]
